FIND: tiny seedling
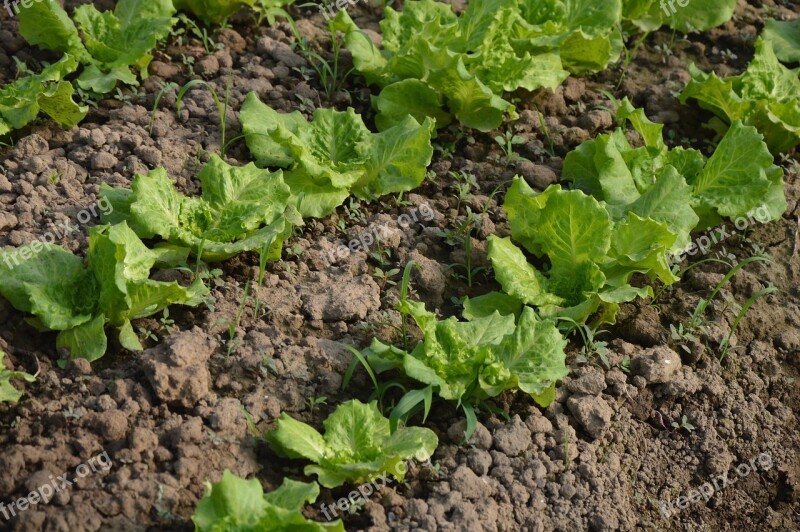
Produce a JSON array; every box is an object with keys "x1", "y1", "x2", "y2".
[
  {"x1": 306, "y1": 395, "x2": 328, "y2": 416},
  {"x1": 719, "y1": 284, "x2": 777, "y2": 361},
  {"x1": 289, "y1": 14, "x2": 354, "y2": 99},
  {"x1": 534, "y1": 106, "x2": 555, "y2": 157},
  {"x1": 159, "y1": 308, "x2": 175, "y2": 335},
  {"x1": 176, "y1": 74, "x2": 233, "y2": 156},
  {"x1": 671, "y1": 415, "x2": 695, "y2": 433},
  {"x1": 493, "y1": 129, "x2": 524, "y2": 165},
  {"x1": 149, "y1": 81, "x2": 180, "y2": 136}
]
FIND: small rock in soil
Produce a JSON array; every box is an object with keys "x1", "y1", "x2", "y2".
[
  {"x1": 142, "y1": 328, "x2": 217, "y2": 408},
  {"x1": 567, "y1": 395, "x2": 613, "y2": 439},
  {"x1": 567, "y1": 366, "x2": 607, "y2": 396},
  {"x1": 517, "y1": 160, "x2": 559, "y2": 190},
  {"x1": 14, "y1": 134, "x2": 49, "y2": 158},
  {"x1": 631, "y1": 345, "x2": 682, "y2": 384},
  {"x1": 301, "y1": 274, "x2": 380, "y2": 322},
  {"x1": 492, "y1": 415, "x2": 531, "y2": 457}
]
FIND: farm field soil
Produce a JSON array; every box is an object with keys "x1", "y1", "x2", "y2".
[{"x1": 0, "y1": 0, "x2": 798, "y2": 530}]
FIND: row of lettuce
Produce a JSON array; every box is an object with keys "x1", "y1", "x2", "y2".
[
  {"x1": 6, "y1": 0, "x2": 795, "y2": 137},
  {"x1": 0, "y1": 0, "x2": 797, "y2": 529}
]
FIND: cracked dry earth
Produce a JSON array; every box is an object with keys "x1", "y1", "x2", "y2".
[{"x1": 0, "y1": 0, "x2": 798, "y2": 531}]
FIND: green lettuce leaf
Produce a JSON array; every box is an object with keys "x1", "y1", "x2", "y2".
[
  {"x1": 479, "y1": 307, "x2": 569, "y2": 397},
  {"x1": 17, "y1": 0, "x2": 88, "y2": 60},
  {"x1": 623, "y1": 0, "x2": 737, "y2": 33},
  {"x1": 763, "y1": 19, "x2": 800, "y2": 64},
  {"x1": 18, "y1": 0, "x2": 176, "y2": 94},
  {"x1": 267, "y1": 400, "x2": 438, "y2": 488},
  {"x1": 563, "y1": 99, "x2": 786, "y2": 241},
  {"x1": 0, "y1": 351, "x2": 37, "y2": 404},
  {"x1": 335, "y1": 0, "x2": 628, "y2": 131},
  {"x1": 241, "y1": 92, "x2": 434, "y2": 217},
  {"x1": 101, "y1": 154, "x2": 292, "y2": 262},
  {"x1": 679, "y1": 38, "x2": 800, "y2": 153},
  {"x1": 0, "y1": 223, "x2": 207, "y2": 362},
  {"x1": 514, "y1": 0, "x2": 624, "y2": 75},
  {"x1": 0, "y1": 56, "x2": 86, "y2": 135},
  {"x1": 371, "y1": 297, "x2": 568, "y2": 404},
  {"x1": 192, "y1": 470, "x2": 344, "y2": 532},
  {"x1": 173, "y1": 0, "x2": 256, "y2": 25},
  {"x1": 492, "y1": 179, "x2": 676, "y2": 325}
]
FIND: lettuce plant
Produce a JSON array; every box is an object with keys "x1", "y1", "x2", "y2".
[
  {"x1": 267, "y1": 400, "x2": 438, "y2": 488},
  {"x1": 240, "y1": 92, "x2": 435, "y2": 218},
  {"x1": 334, "y1": 0, "x2": 627, "y2": 131},
  {"x1": 0, "y1": 56, "x2": 87, "y2": 135},
  {"x1": 763, "y1": 19, "x2": 800, "y2": 64},
  {"x1": 193, "y1": 470, "x2": 344, "y2": 531},
  {"x1": 18, "y1": 0, "x2": 176, "y2": 94},
  {"x1": 623, "y1": 0, "x2": 737, "y2": 33},
  {"x1": 101, "y1": 154, "x2": 294, "y2": 262},
  {"x1": 367, "y1": 303, "x2": 569, "y2": 407},
  {"x1": 174, "y1": 0, "x2": 294, "y2": 25},
  {"x1": 173, "y1": 0, "x2": 256, "y2": 24},
  {"x1": 0, "y1": 352, "x2": 36, "y2": 404},
  {"x1": 563, "y1": 98, "x2": 787, "y2": 236},
  {"x1": 679, "y1": 38, "x2": 800, "y2": 153},
  {"x1": 0, "y1": 223, "x2": 207, "y2": 363},
  {"x1": 486, "y1": 180, "x2": 677, "y2": 326}
]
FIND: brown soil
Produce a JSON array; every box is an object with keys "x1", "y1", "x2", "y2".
[{"x1": 0, "y1": 1, "x2": 798, "y2": 531}]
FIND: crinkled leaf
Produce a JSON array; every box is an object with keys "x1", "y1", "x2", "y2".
[
  {"x1": 690, "y1": 121, "x2": 782, "y2": 221},
  {"x1": 679, "y1": 39, "x2": 800, "y2": 153},
  {"x1": 18, "y1": 0, "x2": 88, "y2": 60},
  {"x1": 192, "y1": 470, "x2": 342, "y2": 532},
  {"x1": 266, "y1": 414, "x2": 327, "y2": 462},
  {"x1": 763, "y1": 19, "x2": 800, "y2": 64},
  {"x1": 267, "y1": 400, "x2": 438, "y2": 489},
  {"x1": 101, "y1": 156, "x2": 292, "y2": 261},
  {"x1": 0, "y1": 56, "x2": 86, "y2": 134},
  {"x1": 56, "y1": 314, "x2": 107, "y2": 363},
  {"x1": 0, "y1": 244, "x2": 97, "y2": 330},
  {"x1": 486, "y1": 236, "x2": 563, "y2": 307},
  {"x1": 462, "y1": 291, "x2": 523, "y2": 320},
  {"x1": 0, "y1": 352, "x2": 36, "y2": 404},
  {"x1": 174, "y1": 0, "x2": 256, "y2": 25},
  {"x1": 241, "y1": 93, "x2": 433, "y2": 217},
  {"x1": 480, "y1": 308, "x2": 568, "y2": 398}
]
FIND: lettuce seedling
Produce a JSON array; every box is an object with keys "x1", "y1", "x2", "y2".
[
  {"x1": 679, "y1": 38, "x2": 800, "y2": 153},
  {"x1": 0, "y1": 352, "x2": 36, "y2": 404},
  {"x1": 18, "y1": 0, "x2": 176, "y2": 94},
  {"x1": 623, "y1": 0, "x2": 737, "y2": 33},
  {"x1": 193, "y1": 470, "x2": 344, "y2": 531},
  {"x1": 240, "y1": 92, "x2": 435, "y2": 218},
  {"x1": 563, "y1": 98, "x2": 787, "y2": 235},
  {"x1": 333, "y1": 0, "x2": 627, "y2": 131},
  {"x1": 0, "y1": 56, "x2": 87, "y2": 135},
  {"x1": 174, "y1": 0, "x2": 294, "y2": 25},
  {"x1": 101, "y1": 154, "x2": 295, "y2": 262},
  {"x1": 367, "y1": 303, "x2": 569, "y2": 408},
  {"x1": 266, "y1": 399, "x2": 438, "y2": 488},
  {"x1": 0, "y1": 223, "x2": 207, "y2": 362},
  {"x1": 487, "y1": 180, "x2": 676, "y2": 326}
]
